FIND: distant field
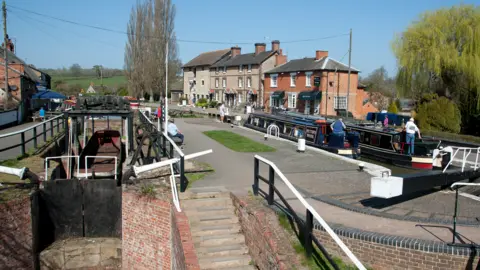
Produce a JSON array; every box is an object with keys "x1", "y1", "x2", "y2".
[{"x1": 52, "y1": 75, "x2": 127, "y2": 89}]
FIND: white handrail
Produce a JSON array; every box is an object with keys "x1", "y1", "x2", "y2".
[
  {"x1": 442, "y1": 147, "x2": 480, "y2": 173},
  {"x1": 0, "y1": 165, "x2": 26, "y2": 179},
  {"x1": 84, "y1": 156, "x2": 118, "y2": 180},
  {"x1": 45, "y1": 155, "x2": 80, "y2": 181},
  {"x1": 267, "y1": 124, "x2": 280, "y2": 139},
  {"x1": 451, "y1": 182, "x2": 480, "y2": 188},
  {"x1": 169, "y1": 162, "x2": 181, "y2": 212},
  {"x1": 0, "y1": 111, "x2": 66, "y2": 138},
  {"x1": 255, "y1": 155, "x2": 366, "y2": 270}
]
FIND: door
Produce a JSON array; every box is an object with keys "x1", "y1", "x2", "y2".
[{"x1": 305, "y1": 100, "x2": 311, "y2": 114}]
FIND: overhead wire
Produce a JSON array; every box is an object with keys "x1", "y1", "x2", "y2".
[{"x1": 7, "y1": 4, "x2": 349, "y2": 45}]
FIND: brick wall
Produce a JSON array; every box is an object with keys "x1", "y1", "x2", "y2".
[
  {"x1": 0, "y1": 195, "x2": 33, "y2": 270},
  {"x1": 122, "y1": 187, "x2": 200, "y2": 270},
  {"x1": 231, "y1": 194, "x2": 300, "y2": 270}
]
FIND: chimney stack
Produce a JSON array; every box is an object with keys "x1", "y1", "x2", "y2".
[
  {"x1": 271, "y1": 40, "x2": 280, "y2": 52},
  {"x1": 231, "y1": 46, "x2": 241, "y2": 57},
  {"x1": 315, "y1": 50, "x2": 328, "y2": 60},
  {"x1": 254, "y1": 43, "x2": 266, "y2": 55}
]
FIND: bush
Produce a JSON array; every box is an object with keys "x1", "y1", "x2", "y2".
[
  {"x1": 416, "y1": 96, "x2": 461, "y2": 133},
  {"x1": 208, "y1": 101, "x2": 218, "y2": 108},
  {"x1": 117, "y1": 87, "x2": 129, "y2": 96},
  {"x1": 387, "y1": 101, "x2": 399, "y2": 113},
  {"x1": 196, "y1": 98, "x2": 208, "y2": 108}
]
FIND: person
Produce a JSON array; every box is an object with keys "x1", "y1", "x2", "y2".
[
  {"x1": 405, "y1": 117, "x2": 421, "y2": 156},
  {"x1": 167, "y1": 118, "x2": 184, "y2": 143},
  {"x1": 383, "y1": 115, "x2": 389, "y2": 128},
  {"x1": 330, "y1": 118, "x2": 346, "y2": 135},
  {"x1": 39, "y1": 107, "x2": 45, "y2": 121},
  {"x1": 219, "y1": 103, "x2": 226, "y2": 123}
]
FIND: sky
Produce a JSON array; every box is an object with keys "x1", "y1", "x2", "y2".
[{"x1": 7, "y1": 0, "x2": 476, "y2": 77}]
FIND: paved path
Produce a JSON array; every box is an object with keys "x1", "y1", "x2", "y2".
[
  {"x1": 177, "y1": 117, "x2": 480, "y2": 244},
  {"x1": 0, "y1": 119, "x2": 64, "y2": 161}
]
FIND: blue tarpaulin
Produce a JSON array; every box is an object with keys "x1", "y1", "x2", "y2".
[{"x1": 32, "y1": 89, "x2": 67, "y2": 100}]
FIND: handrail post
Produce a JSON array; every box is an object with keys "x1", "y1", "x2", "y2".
[
  {"x1": 50, "y1": 120, "x2": 54, "y2": 137},
  {"x1": 268, "y1": 166, "x2": 275, "y2": 205},
  {"x1": 162, "y1": 134, "x2": 167, "y2": 157},
  {"x1": 33, "y1": 127, "x2": 37, "y2": 149},
  {"x1": 169, "y1": 141, "x2": 174, "y2": 159},
  {"x1": 452, "y1": 188, "x2": 459, "y2": 244},
  {"x1": 43, "y1": 122, "x2": 47, "y2": 142},
  {"x1": 56, "y1": 118, "x2": 59, "y2": 132},
  {"x1": 305, "y1": 209, "x2": 313, "y2": 258},
  {"x1": 20, "y1": 132, "x2": 26, "y2": 157},
  {"x1": 180, "y1": 156, "x2": 186, "y2": 192},
  {"x1": 253, "y1": 158, "x2": 259, "y2": 195}
]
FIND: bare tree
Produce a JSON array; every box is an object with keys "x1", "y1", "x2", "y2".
[{"x1": 124, "y1": 0, "x2": 179, "y2": 101}]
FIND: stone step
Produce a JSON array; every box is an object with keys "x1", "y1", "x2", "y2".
[
  {"x1": 181, "y1": 197, "x2": 232, "y2": 208},
  {"x1": 189, "y1": 215, "x2": 239, "y2": 227},
  {"x1": 182, "y1": 205, "x2": 236, "y2": 216},
  {"x1": 195, "y1": 243, "x2": 249, "y2": 257},
  {"x1": 199, "y1": 255, "x2": 252, "y2": 269},
  {"x1": 180, "y1": 186, "x2": 231, "y2": 200},
  {"x1": 190, "y1": 223, "x2": 242, "y2": 236},
  {"x1": 193, "y1": 232, "x2": 245, "y2": 247},
  {"x1": 214, "y1": 266, "x2": 256, "y2": 270}
]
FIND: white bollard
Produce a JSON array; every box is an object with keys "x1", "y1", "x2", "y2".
[{"x1": 297, "y1": 138, "x2": 306, "y2": 152}]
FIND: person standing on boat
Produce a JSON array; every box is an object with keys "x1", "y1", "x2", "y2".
[
  {"x1": 383, "y1": 115, "x2": 389, "y2": 128},
  {"x1": 330, "y1": 118, "x2": 346, "y2": 136},
  {"x1": 405, "y1": 118, "x2": 421, "y2": 155}
]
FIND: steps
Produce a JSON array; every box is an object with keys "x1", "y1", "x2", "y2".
[{"x1": 180, "y1": 186, "x2": 255, "y2": 270}]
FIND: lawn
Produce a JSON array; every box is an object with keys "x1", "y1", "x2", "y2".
[
  {"x1": 185, "y1": 161, "x2": 214, "y2": 185},
  {"x1": 203, "y1": 130, "x2": 276, "y2": 152},
  {"x1": 52, "y1": 75, "x2": 127, "y2": 90}
]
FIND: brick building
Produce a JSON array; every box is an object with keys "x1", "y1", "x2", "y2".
[
  {"x1": 210, "y1": 40, "x2": 287, "y2": 107},
  {"x1": 264, "y1": 50, "x2": 368, "y2": 118}
]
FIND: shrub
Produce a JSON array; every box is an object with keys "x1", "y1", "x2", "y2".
[
  {"x1": 387, "y1": 101, "x2": 399, "y2": 113},
  {"x1": 416, "y1": 96, "x2": 461, "y2": 133},
  {"x1": 209, "y1": 101, "x2": 218, "y2": 108},
  {"x1": 196, "y1": 98, "x2": 208, "y2": 108}
]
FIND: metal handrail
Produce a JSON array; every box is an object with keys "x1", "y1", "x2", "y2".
[
  {"x1": 45, "y1": 155, "x2": 80, "y2": 181},
  {"x1": 254, "y1": 155, "x2": 366, "y2": 270},
  {"x1": 0, "y1": 113, "x2": 64, "y2": 138},
  {"x1": 267, "y1": 124, "x2": 279, "y2": 139},
  {"x1": 84, "y1": 156, "x2": 118, "y2": 180},
  {"x1": 442, "y1": 147, "x2": 480, "y2": 173}
]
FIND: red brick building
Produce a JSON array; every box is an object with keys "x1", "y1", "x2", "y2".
[{"x1": 264, "y1": 50, "x2": 370, "y2": 118}]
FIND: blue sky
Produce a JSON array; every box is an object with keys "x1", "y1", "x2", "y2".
[{"x1": 7, "y1": 0, "x2": 475, "y2": 77}]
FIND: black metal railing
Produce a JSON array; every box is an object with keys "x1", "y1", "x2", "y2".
[
  {"x1": 137, "y1": 111, "x2": 187, "y2": 192},
  {"x1": 253, "y1": 156, "x2": 342, "y2": 270},
  {"x1": 0, "y1": 114, "x2": 66, "y2": 159}
]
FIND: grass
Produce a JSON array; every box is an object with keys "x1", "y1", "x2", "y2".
[
  {"x1": 52, "y1": 75, "x2": 127, "y2": 90},
  {"x1": 423, "y1": 130, "x2": 480, "y2": 145},
  {"x1": 139, "y1": 184, "x2": 157, "y2": 198},
  {"x1": 203, "y1": 130, "x2": 276, "y2": 152},
  {"x1": 185, "y1": 161, "x2": 214, "y2": 186}
]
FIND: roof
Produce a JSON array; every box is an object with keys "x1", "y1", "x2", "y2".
[
  {"x1": 211, "y1": 50, "x2": 276, "y2": 68},
  {"x1": 32, "y1": 89, "x2": 66, "y2": 99},
  {"x1": 182, "y1": 49, "x2": 230, "y2": 68},
  {"x1": 0, "y1": 47, "x2": 41, "y2": 83},
  {"x1": 264, "y1": 56, "x2": 359, "y2": 74}
]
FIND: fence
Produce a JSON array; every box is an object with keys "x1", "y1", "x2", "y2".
[
  {"x1": 253, "y1": 155, "x2": 366, "y2": 270},
  {"x1": 0, "y1": 114, "x2": 66, "y2": 159}
]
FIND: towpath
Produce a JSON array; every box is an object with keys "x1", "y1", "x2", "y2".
[{"x1": 177, "y1": 117, "x2": 480, "y2": 244}]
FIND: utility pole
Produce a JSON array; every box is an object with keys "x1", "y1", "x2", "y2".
[
  {"x1": 2, "y1": 1, "x2": 8, "y2": 110},
  {"x1": 346, "y1": 28, "x2": 352, "y2": 118},
  {"x1": 100, "y1": 65, "x2": 103, "y2": 86},
  {"x1": 164, "y1": 36, "x2": 169, "y2": 133}
]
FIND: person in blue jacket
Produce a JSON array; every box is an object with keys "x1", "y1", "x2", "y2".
[{"x1": 330, "y1": 118, "x2": 346, "y2": 135}]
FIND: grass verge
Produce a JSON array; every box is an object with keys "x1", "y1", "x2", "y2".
[
  {"x1": 185, "y1": 161, "x2": 214, "y2": 186},
  {"x1": 203, "y1": 130, "x2": 276, "y2": 152}
]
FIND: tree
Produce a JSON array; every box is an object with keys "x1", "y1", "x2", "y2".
[
  {"x1": 70, "y1": 63, "x2": 82, "y2": 77},
  {"x1": 361, "y1": 66, "x2": 396, "y2": 97},
  {"x1": 392, "y1": 5, "x2": 480, "y2": 134},
  {"x1": 93, "y1": 65, "x2": 103, "y2": 79},
  {"x1": 124, "y1": 0, "x2": 180, "y2": 101},
  {"x1": 387, "y1": 101, "x2": 398, "y2": 113},
  {"x1": 416, "y1": 95, "x2": 461, "y2": 133}
]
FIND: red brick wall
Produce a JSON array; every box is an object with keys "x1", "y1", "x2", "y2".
[
  {"x1": 0, "y1": 195, "x2": 33, "y2": 270},
  {"x1": 231, "y1": 194, "x2": 300, "y2": 270},
  {"x1": 122, "y1": 190, "x2": 200, "y2": 270}
]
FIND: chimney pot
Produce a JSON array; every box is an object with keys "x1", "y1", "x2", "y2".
[
  {"x1": 271, "y1": 40, "x2": 280, "y2": 52},
  {"x1": 254, "y1": 43, "x2": 266, "y2": 55},
  {"x1": 315, "y1": 50, "x2": 328, "y2": 60},
  {"x1": 231, "y1": 46, "x2": 241, "y2": 57}
]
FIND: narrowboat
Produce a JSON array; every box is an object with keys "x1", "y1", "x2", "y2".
[
  {"x1": 244, "y1": 112, "x2": 360, "y2": 159},
  {"x1": 346, "y1": 123, "x2": 441, "y2": 169}
]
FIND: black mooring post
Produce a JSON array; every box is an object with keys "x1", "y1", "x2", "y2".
[
  {"x1": 452, "y1": 188, "x2": 459, "y2": 244},
  {"x1": 253, "y1": 158, "x2": 259, "y2": 195},
  {"x1": 305, "y1": 209, "x2": 314, "y2": 258},
  {"x1": 169, "y1": 141, "x2": 174, "y2": 158},
  {"x1": 268, "y1": 166, "x2": 275, "y2": 205},
  {"x1": 180, "y1": 156, "x2": 186, "y2": 192},
  {"x1": 33, "y1": 127, "x2": 37, "y2": 149}
]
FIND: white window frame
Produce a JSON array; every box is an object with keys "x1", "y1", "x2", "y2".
[
  {"x1": 222, "y1": 78, "x2": 226, "y2": 88},
  {"x1": 248, "y1": 64, "x2": 252, "y2": 73},
  {"x1": 305, "y1": 72, "x2": 312, "y2": 87},
  {"x1": 288, "y1": 92, "x2": 297, "y2": 108},
  {"x1": 270, "y1": 74, "x2": 278, "y2": 87},
  {"x1": 223, "y1": 66, "x2": 227, "y2": 73},
  {"x1": 239, "y1": 65, "x2": 243, "y2": 72},
  {"x1": 290, "y1": 73, "x2": 296, "y2": 87},
  {"x1": 215, "y1": 78, "x2": 219, "y2": 88},
  {"x1": 334, "y1": 96, "x2": 347, "y2": 110},
  {"x1": 247, "y1": 77, "x2": 251, "y2": 88},
  {"x1": 238, "y1": 77, "x2": 243, "y2": 88}
]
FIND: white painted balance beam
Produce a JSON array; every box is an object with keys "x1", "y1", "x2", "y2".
[{"x1": 0, "y1": 165, "x2": 26, "y2": 180}]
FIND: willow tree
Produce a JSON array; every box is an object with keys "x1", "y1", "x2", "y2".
[{"x1": 392, "y1": 5, "x2": 480, "y2": 132}]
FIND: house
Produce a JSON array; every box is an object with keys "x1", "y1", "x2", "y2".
[
  {"x1": 87, "y1": 85, "x2": 96, "y2": 94},
  {"x1": 29, "y1": 65, "x2": 52, "y2": 90},
  {"x1": 182, "y1": 49, "x2": 231, "y2": 103},
  {"x1": 264, "y1": 50, "x2": 362, "y2": 117},
  {"x1": 210, "y1": 40, "x2": 287, "y2": 107},
  {"x1": 0, "y1": 47, "x2": 40, "y2": 114}
]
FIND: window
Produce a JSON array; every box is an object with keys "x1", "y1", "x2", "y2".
[
  {"x1": 201, "y1": 79, "x2": 205, "y2": 86},
  {"x1": 215, "y1": 78, "x2": 219, "y2": 88},
  {"x1": 290, "y1": 73, "x2": 296, "y2": 87},
  {"x1": 270, "y1": 74, "x2": 278, "y2": 87},
  {"x1": 223, "y1": 66, "x2": 226, "y2": 73},
  {"x1": 239, "y1": 93, "x2": 243, "y2": 102},
  {"x1": 305, "y1": 72, "x2": 312, "y2": 87},
  {"x1": 222, "y1": 78, "x2": 226, "y2": 88},
  {"x1": 248, "y1": 64, "x2": 252, "y2": 72},
  {"x1": 215, "y1": 93, "x2": 219, "y2": 101},
  {"x1": 238, "y1": 77, "x2": 243, "y2": 88},
  {"x1": 334, "y1": 96, "x2": 347, "y2": 110},
  {"x1": 239, "y1": 65, "x2": 243, "y2": 72},
  {"x1": 247, "y1": 77, "x2": 251, "y2": 88},
  {"x1": 288, "y1": 92, "x2": 297, "y2": 108}
]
